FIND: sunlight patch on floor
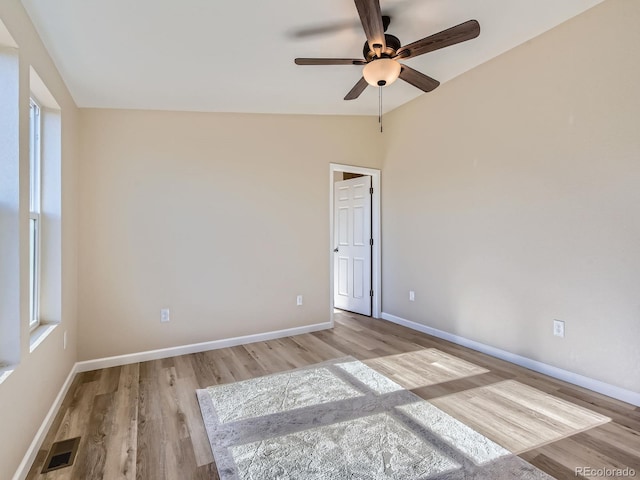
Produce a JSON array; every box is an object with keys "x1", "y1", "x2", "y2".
[
  {"x1": 364, "y1": 349, "x2": 489, "y2": 389},
  {"x1": 207, "y1": 367, "x2": 362, "y2": 423},
  {"x1": 429, "y1": 379, "x2": 611, "y2": 454}
]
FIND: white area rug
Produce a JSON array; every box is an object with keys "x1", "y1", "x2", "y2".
[{"x1": 197, "y1": 357, "x2": 554, "y2": 480}]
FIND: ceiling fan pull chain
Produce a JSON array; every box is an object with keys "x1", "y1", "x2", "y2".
[{"x1": 379, "y1": 86, "x2": 383, "y2": 133}]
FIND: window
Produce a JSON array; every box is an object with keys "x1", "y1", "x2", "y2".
[
  {"x1": 27, "y1": 67, "x2": 62, "y2": 351},
  {"x1": 29, "y1": 98, "x2": 41, "y2": 330}
]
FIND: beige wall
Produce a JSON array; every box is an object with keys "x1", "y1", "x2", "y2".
[
  {"x1": 0, "y1": 1, "x2": 79, "y2": 479},
  {"x1": 382, "y1": 0, "x2": 640, "y2": 393},
  {"x1": 77, "y1": 109, "x2": 382, "y2": 360}
]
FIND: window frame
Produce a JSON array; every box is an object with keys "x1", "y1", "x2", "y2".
[{"x1": 29, "y1": 96, "x2": 42, "y2": 331}]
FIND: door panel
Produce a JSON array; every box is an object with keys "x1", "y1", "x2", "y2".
[
  {"x1": 338, "y1": 207, "x2": 349, "y2": 245},
  {"x1": 353, "y1": 258, "x2": 365, "y2": 299},
  {"x1": 338, "y1": 257, "x2": 349, "y2": 296},
  {"x1": 353, "y1": 206, "x2": 365, "y2": 245},
  {"x1": 333, "y1": 176, "x2": 372, "y2": 315}
]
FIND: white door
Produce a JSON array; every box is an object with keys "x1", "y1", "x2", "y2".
[{"x1": 334, "y1": 176, "x2": 372, "y2": 316}]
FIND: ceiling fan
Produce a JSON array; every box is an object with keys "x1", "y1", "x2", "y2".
[{"x1": 294, "y1": 0, "x2": 480, "y2": 100}]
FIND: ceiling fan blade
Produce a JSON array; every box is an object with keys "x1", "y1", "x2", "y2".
[
  {"x1": 399, "y1": 65, "x2": 440, "y2": 92},
  {"x1": 396, "y1": 20, "x2": 480, "y2": 60},
  {"x1": 344, "y1": 77, "x2": 369, "y2": 100},
  {"x1": 354, "y1": 0, "x2": 386, "y2": 56},
  {"x1": 295, "y1": 58, "x2": 366, "y2": 66}
]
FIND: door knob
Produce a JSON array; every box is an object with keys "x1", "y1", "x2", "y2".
[{"x1": 333, "y1": 247, "x2": 339, "y2": 252}]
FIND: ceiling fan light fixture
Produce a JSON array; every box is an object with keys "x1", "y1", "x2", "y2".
[{"x1": 363, "y1": 58, "x2": 401, "y2": 87}]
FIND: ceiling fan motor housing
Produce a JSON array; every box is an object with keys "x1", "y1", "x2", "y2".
[{"x1": 363, "y1": 34, "x2": 401, "y2": 62}]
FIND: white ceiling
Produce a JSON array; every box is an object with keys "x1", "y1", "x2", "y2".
[{"x1": 21, "y1": 0, "x2": 603, "y2": 116}]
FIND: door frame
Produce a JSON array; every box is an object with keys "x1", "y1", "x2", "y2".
[{"x1": 329, "y1": 163, "x2": 381, "y2": 324}]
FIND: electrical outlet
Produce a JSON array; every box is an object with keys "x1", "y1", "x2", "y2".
[
  {"x1": 296, "y1": 295, "x2": 303, "y2": 306},
  {"x1": 161, "y1": 308, "x2": 170, "y2": 322},
  {"x1": 553, "y1": 319, "x2": 565, "y2": 338},
  {"x1": 409, "y1": 290, "x2": 415, "y2": 302}
]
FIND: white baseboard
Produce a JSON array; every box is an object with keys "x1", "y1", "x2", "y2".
[
  {"x1": 75, "y1": 321, "x2": 332, "y2": 372},
  {"x1": 12, "y1": 363, "x2": 79, "y2": 480},
  {"x1": 13, "y1": 321, "x2": 332, "y2": 479},
  {"x1": 381, "y1": 312, "x2": 640, "y2": 407}
]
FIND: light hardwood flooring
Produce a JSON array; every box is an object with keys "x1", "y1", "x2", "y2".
[{"x1": 26, "y1": 312, "x2": 640, "y2": 479}]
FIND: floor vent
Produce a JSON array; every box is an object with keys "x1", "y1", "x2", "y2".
[{"x1": 41, "y1": 437, "x2": 81, "y2": 473}]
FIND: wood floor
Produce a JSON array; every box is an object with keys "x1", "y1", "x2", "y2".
[{"x1": 27, "y1": 312, "x2": 640, "y2": 479}]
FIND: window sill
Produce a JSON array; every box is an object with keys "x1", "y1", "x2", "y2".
[{"x1": 29, "y1": 323, "x2": 58, "y2": 353}]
